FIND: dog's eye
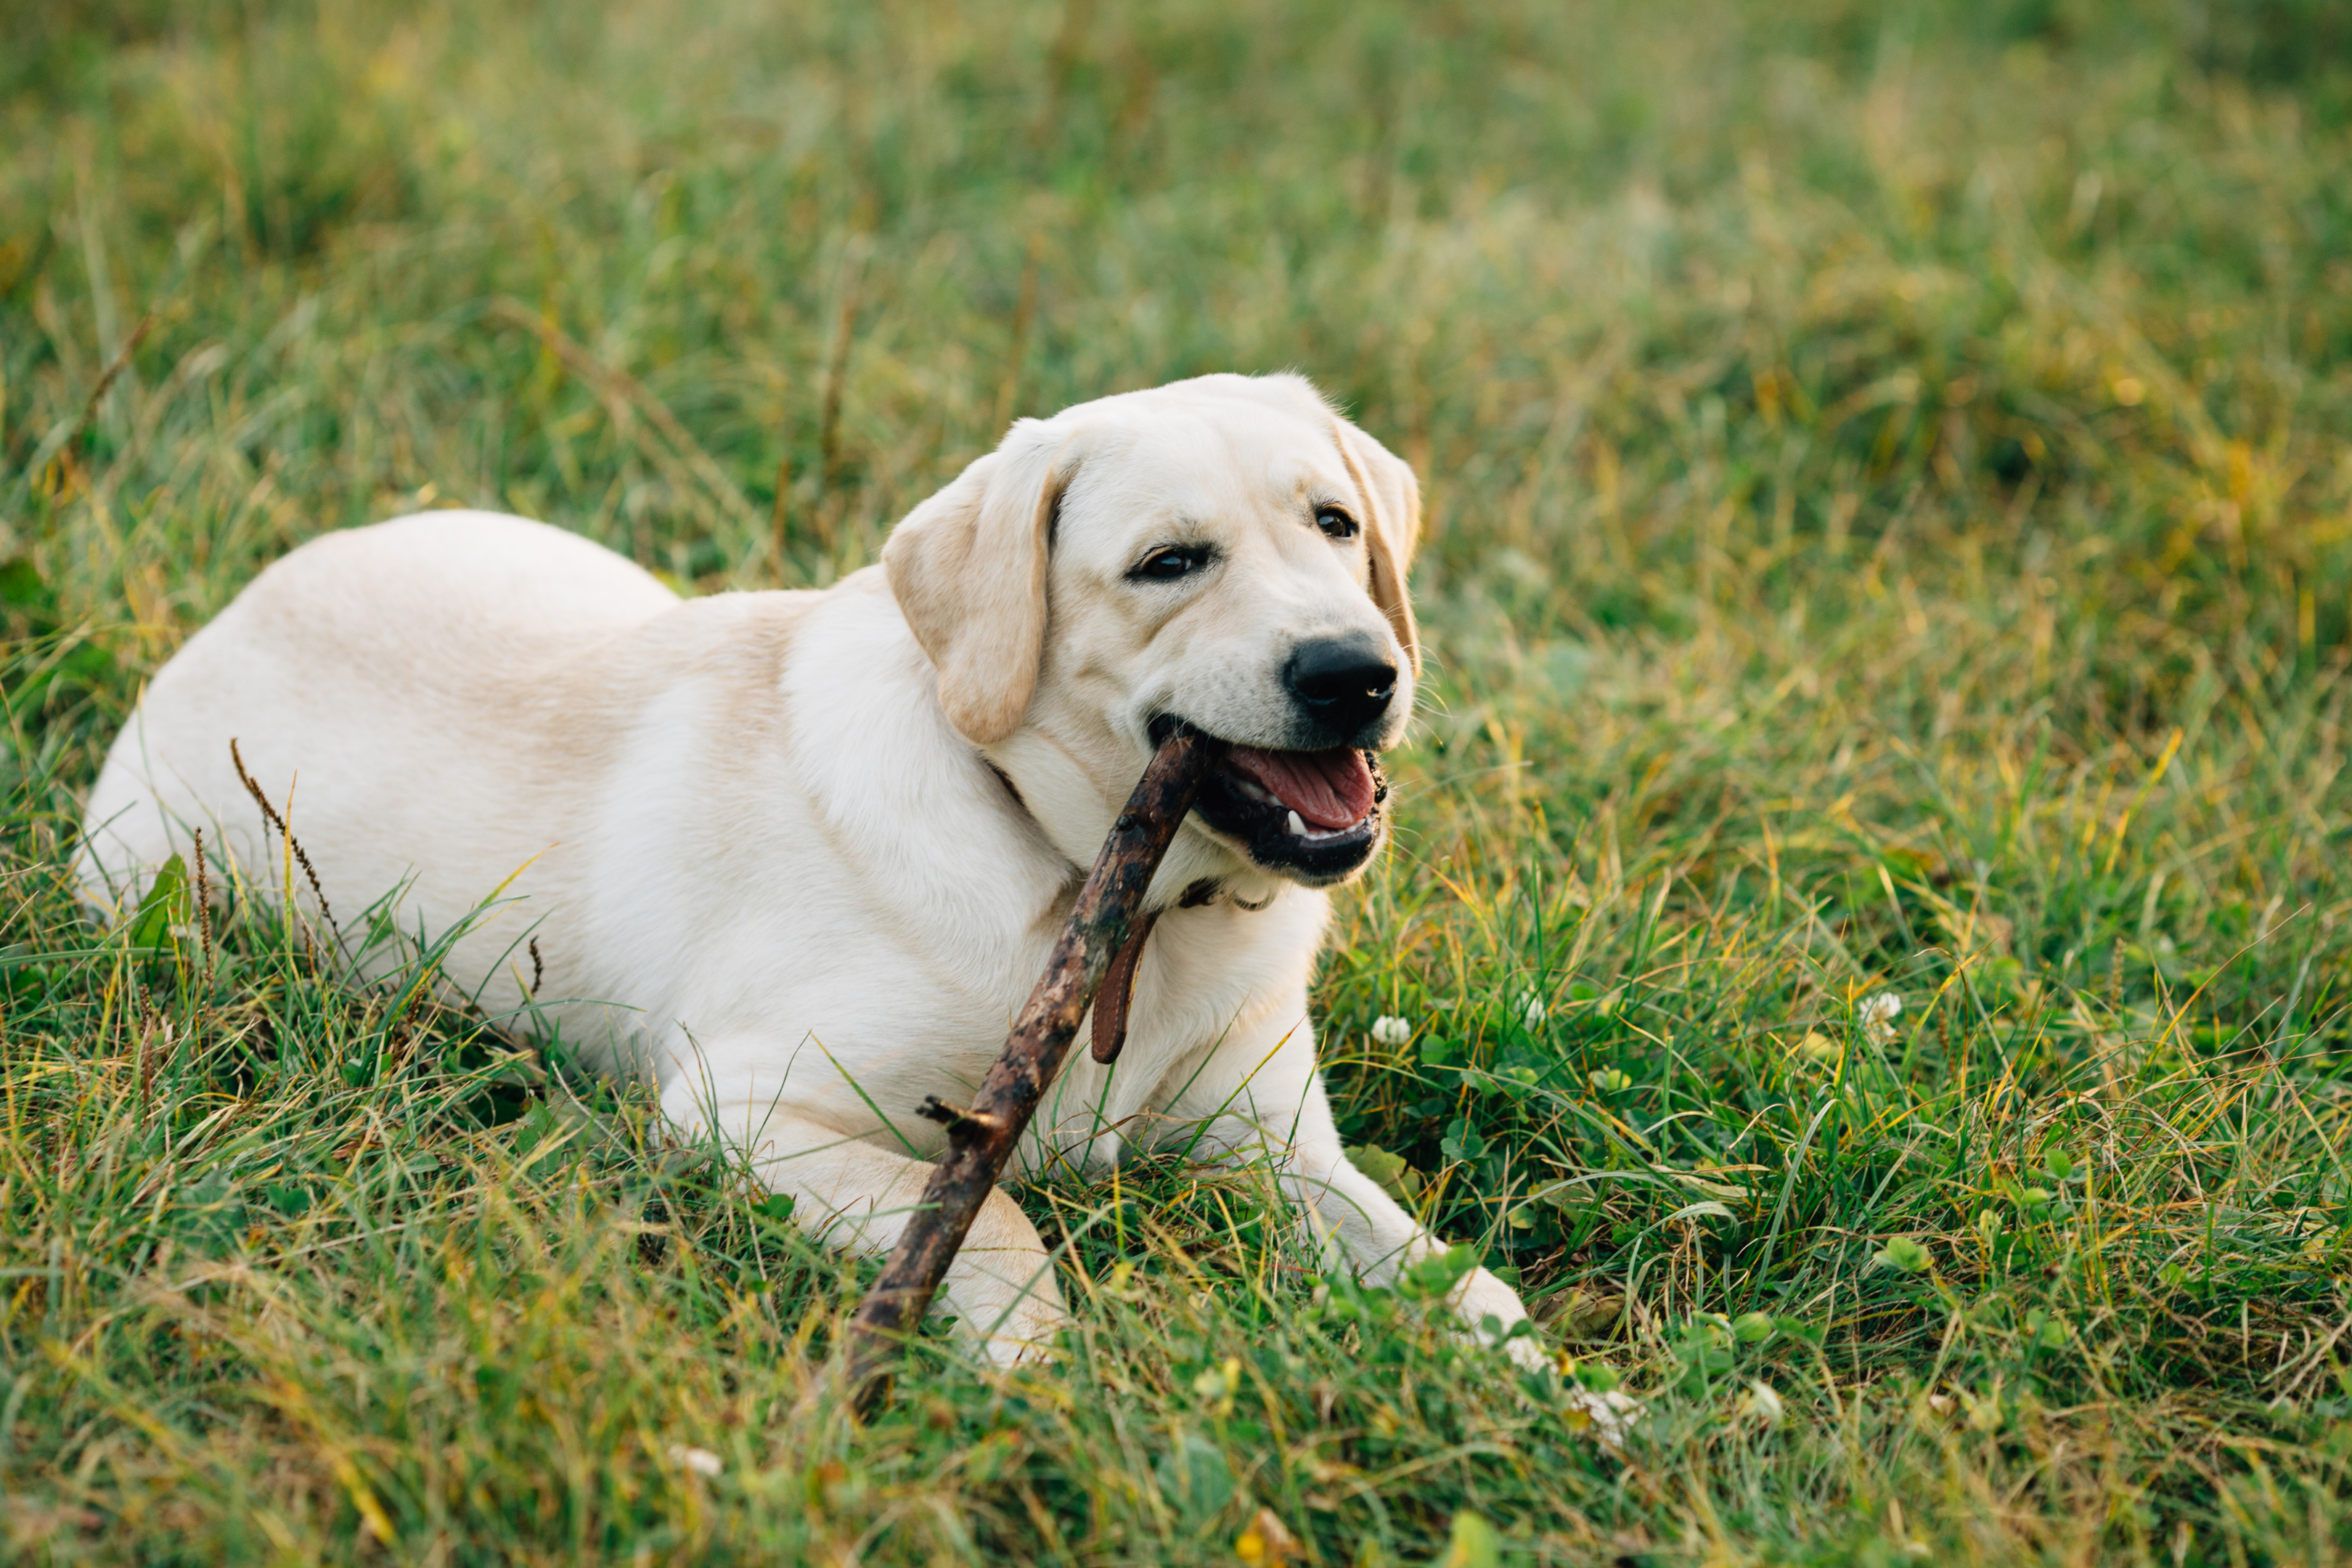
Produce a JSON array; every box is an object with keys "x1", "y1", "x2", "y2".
[
  {"x1": 1130, "y1": 544, "x2": 1213, "y2": 582},
  {"x1": 1315, "y1": 506, "x2": 1359, "y2": 539}
]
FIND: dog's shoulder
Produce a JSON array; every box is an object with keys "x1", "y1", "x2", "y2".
[{"x1": 618, "y1": 586, "x2": 825, "y2": 685}]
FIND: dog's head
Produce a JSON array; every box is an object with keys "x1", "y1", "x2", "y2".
[{"x1": 883, "y1": 372, "x2": 1422, "y2": 892}]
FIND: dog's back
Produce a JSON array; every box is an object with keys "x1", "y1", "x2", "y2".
[{"x1": 79, "y1": 512, "x2": 677, "y2": 916}]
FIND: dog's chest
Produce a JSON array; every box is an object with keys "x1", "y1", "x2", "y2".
[{"x1": 668, "y1": 878, "x2": 1321, "y2": 1146}]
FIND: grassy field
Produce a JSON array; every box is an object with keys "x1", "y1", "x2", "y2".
[{"x1": 7, "y1": 0, "x2": 2352, "y2": 1561}]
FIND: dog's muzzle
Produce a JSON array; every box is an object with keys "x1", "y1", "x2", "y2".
[{"x1": 1151, "y1": 714, "x2": 1391, "y2": 884}]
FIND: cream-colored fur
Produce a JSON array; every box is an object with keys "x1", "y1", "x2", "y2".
[{"x1": 77, "y1": 372, "x2": 1540, "y2": 1368}]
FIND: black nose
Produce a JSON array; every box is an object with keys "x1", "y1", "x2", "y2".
[{"x1": 1284, "y1": 634, "x2": 1398, "y2": 738}]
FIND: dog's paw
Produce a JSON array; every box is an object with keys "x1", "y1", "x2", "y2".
[
  {"x1": 1502, "y1": 1331, "x2": 1553, "y2": 1374},
  {"x1": 965, "y1": 1299, "x2": 1073, "y2": 1368},
  {"x1": 1560, "y1": 1387, "x2": 1643, "y2": 1450},
  {"x1": 978, "y1": 1329, "x2": 1063, "y2": 1368},
  {"x1": 1470, "y1": 1322, "x2": 1642, "y2": 1449}
]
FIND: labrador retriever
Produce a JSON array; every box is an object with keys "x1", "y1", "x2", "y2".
[{"x1": 77, "y1": 372, "x2": 1545, "y2": 1370}]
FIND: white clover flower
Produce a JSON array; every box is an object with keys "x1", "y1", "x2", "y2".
[
  {"x1": 1859, "y1": 990, "x2": 1903, "y2": 1044},
  {"x1": 1519, "y1": 992, "x2": 1548, "y2": 1030},
  {"x1": 1371, "y1": 1015, "x2": 1414, "y2": 1048},
  {"x1": 1737, "y1": 1380, "x2": 1786, "y2": 1426},
  {"x1": 666, "y1": 1444, "x2": 723, "y2": 1478}
]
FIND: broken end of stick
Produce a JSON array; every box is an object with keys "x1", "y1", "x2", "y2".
[
  {"x1": 840, "y1": 1320, "x2": 905, "y2": 1421},
  {"x1": 848, "y1": 1366, "x2": 892, "y2": 1421},
  {"x1": 841, "y1": 1277, "x2": 939, "y2": 1418},
  {"x1": 914, "y1": 1095, "x2": 1000, "y2": 1136}
]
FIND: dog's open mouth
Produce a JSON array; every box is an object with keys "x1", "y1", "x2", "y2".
[
  {"x1": 1223, "y1": 746, "x2": 1379, "y2": 839},
  {"x1": 1156, "y1": 719, "x2": 1389, "y2": 882}
]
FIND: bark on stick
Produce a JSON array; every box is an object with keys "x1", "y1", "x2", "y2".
[{"x1": 843, "y1": 726, "x2": 1227, "y2": 1410}]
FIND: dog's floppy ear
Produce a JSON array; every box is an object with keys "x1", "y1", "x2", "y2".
[
  {"x1": 883, "y1": 424, "x2": 1075, "y2": 746},
  {"x1": 1332, "y1": 420, "x2": 1425, "y2": 676}
]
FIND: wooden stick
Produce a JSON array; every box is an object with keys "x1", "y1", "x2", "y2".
[{"x1": 842, "y1": 725, "x2": 1227, "y2": 1410}]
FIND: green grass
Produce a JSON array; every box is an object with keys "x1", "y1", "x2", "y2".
[{"x1": 7, "y1": 0, "x2": 2352, "y2": 1561}]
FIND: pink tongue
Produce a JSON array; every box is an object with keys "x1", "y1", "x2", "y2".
[{"x1": 1225, "y1": 746, "x2": 1376, "y2": 830}]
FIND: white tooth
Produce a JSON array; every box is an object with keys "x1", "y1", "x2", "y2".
[{"x1": 1288, "y1": 809, "x2": 1307, "y2": 837}]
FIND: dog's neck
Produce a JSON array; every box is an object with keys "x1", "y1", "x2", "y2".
[
  {"x1": 983, "y1": 761, "x2": 1029, "y2": 817},
  {"x1": 986, "y1": 760, "x2": 1275, "y2": 915},
  {"x1": 1179, "y1": 877, "x2": 1274, "y2": 912},
  {"x1": 979, "y1": 722, "x2": 1287, "y2": 914},
  {"x1": 983, "y1": 746, "x2": 1283, "y2": 915}
]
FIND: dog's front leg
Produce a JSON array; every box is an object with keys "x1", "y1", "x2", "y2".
[
  {"x1": 663, "y1": 1082, "x2": 1069, "y2": 1365},
  {"x1": 1154, "y1": 1029, "x2": 1543, "y2": 1370}
]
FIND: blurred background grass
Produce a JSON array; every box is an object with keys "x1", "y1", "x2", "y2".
[{"x1": 6, "y1": 0, "x2": 2352, "y2": 1562}]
